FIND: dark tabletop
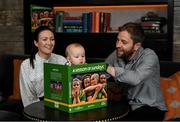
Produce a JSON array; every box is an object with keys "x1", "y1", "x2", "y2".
[{"x1": 23, "y1": 100, "x2": 129, "y2": 121}]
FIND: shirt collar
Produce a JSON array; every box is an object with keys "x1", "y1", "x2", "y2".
[
  {"x1": 35, "y1": 53, "x2": 52, "y2": 63},
  {"x1": 130, "y1": 47, "x2": 144, "y2": 63}
]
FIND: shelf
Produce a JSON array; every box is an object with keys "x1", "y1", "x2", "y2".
[
  {"x1": 145, "y1": 33, "x2": 168, "y2": 39},
  {"x1": 55, "y1": 32, "x2": 168, "y2": 39},
  {"x1": 53, "y1": 5, "x2": 167, "y2": 10},
  {"x1": 55, "y1": 32, "x2": 117, "y2": 36},
  {"x1": 24, "y1": 0, "x2": 173, "y2": 60},
  {"x1": 29, "y1": 0, "x2": 169, "y2": 6},
  {"x1": 55, "y1": 32, "x2": 168, "y2": 40}
]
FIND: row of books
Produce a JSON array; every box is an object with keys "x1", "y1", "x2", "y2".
[
  {"x1": 31, "y1": 5, "x2": 111, "y2": 33},
  {"x1": 31, "y1": 5, "x2": 167, "y2": 34},
  {"x1": 55, "y1": 11, "x2": 111, "y2": 33},
  {"x1": 141, "y1": 16, "x2": 166, "y2": 34},
  {"x1": 82, "y1": 12, "x2": 111, "y2": 33},
  {"x1": 55, "y1": 12, "x2": 83, "y2": 33}
]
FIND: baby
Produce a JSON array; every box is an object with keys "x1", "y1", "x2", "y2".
[{"x1": 65, "y1": 43, "x2": 86, "y2": 65}]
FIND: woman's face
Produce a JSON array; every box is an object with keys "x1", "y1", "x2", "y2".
[
  {"x1": 72, "y1": 81, "x2": 80, "y2": 90},
  {"x1": 34, "y1": 30, "x2": 55, "y2": 59},
  {"x1": 84, "y1": 76, "x2": 91, "y2": 88},
  {"x1": 90, "y1": 74, "x2": 99, "y2": 86},
  {"x1": 100, "y1": 74, "x2": 107, "y2": 83}
]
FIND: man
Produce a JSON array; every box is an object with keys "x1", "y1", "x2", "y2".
[{"x1": 105, "y1": 22, "x2": 167, "y2": 121}]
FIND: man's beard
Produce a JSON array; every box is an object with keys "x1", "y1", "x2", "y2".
[{"x1": 116, "y1": 47, "x2": 135, "y2": 62}]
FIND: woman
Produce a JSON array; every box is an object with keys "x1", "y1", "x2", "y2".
[{"x1": 20, "y1": 26, "x2": 67, "y2": 107}]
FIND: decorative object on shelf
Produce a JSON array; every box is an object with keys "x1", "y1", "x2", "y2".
[{"x1": 141, "y1": 11, "x2": 167, "y2": 34}]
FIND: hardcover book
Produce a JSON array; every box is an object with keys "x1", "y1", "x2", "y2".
[
  {"x1": 31, "y1": 5, "x2": 55, "y2": 32},
  {"x1": 55, "y1": 11, "x2": 64, "y2": 32},
  {"x1": 44, "y1": 63, "x2": 108, "y2": 113}
]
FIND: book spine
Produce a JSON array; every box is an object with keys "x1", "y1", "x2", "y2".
[
  {"x1": 64, "y1": 16, "x2": 82, "y2": 20},
  {"x1": 141, "y1": 22, "x2": 160, "y2": 27},
  {"x1": 88, "y1": 12, "x2": 93, "y2": 32},
  {"x1": 82, "y1": 13, "x2": 88, "y2": 33},
  {"x1": 141, "y1": 17, "x2": 166, "y2": 23},
  {"x1": 99, "y1": 12, "x2": 104, "y2": 33},
  {"x1": 55, "y1": 11, "x2": 64, "y2": 32},
  {"x1": 63, "y1": 20, "x2": 82, "y2": 23},
  {"x1": 63, "y1": 25, "x2": 83, "y2": 33},
  {"x1": 63, "y1": 22, "x2": 82, "y2": 26},
  {"x1": 94, "y1": 12, "x2": 100, "y2": 33},
  {"x1": 103, "y1": 13, "x2": 111, "y2": 32}
]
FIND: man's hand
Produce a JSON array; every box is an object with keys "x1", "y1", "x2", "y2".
[{"x1": 107, "y1": 65, "x2": 115, "y2": 77}]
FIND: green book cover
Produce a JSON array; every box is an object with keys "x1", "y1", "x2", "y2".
[{"x1": 44, "y1": 62, "x2": 108, "y2": 113}]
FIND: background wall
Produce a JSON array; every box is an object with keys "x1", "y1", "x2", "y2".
[
  {"x1": 0, "y1": 0, "x2": 24, "y2": 61},
  {"x1": 173, "y1": 0, "x2": 180, "y2": 62},
  {"x1": 0, "y1": 0, "x2": 179, "y2": 62}
]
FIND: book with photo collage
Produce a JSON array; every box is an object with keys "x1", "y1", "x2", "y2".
[
  {"x1": 44, "y1": 62, "x2": 108, "y2": 113},
  {"x1": 31, "y1": 5, "x2": 55, "y2": 32}
]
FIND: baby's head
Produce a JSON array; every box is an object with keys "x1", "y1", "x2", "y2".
[{"x1": 65, "y1": 43, "x2": 86, "y2": 65}]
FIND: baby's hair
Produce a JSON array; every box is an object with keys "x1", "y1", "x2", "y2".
[{"x1": 65, "y1": 43, "x2": 84, "y2": 57}]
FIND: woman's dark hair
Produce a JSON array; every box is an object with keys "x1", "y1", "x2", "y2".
[
  {"x1": 30, "y1": 26, "x2": 54, "y2": 69},
  {"x1": 119, "y1": 22, "x2": 145, "y2": 44}
]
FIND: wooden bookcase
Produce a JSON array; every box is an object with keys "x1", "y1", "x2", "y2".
[{"x1": 24, "y1": 0, "x2": 173, "y2": 61}]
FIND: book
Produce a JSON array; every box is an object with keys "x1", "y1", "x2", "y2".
[
  {"x1": 44, "y1": 63, "x2": 108, "y2": 113},
  {"x1": 99, "y1": 12, "x2": 104, "y2": 33},
  {"x1": 82, "y1": 13, "x2": 88, "y2": 32},
  {"x1": 55, "y1": 11, "x2": 64, "y2": 32},
  {"x1": 31, "y1": 5, "x2": 55, "y2": 32},
  {"x1": 142, "y1": 26, "x2": 161, "y2": 30},
  {"x1": 94, "y1": 12, "x2": 100, "y2": 33},
  {"x1": 103, "y1": 13, "x2": 111, "y2": 32},
  {"x1": 141, "y1": 17, "x2": 166, "y2": 24},
  {"x1": 64, "y1": 16, "x2": 82, "y2": 20},
  {"x1": 141, "y1": 22, "x2": 160, "y2": 27},
  {"x1": 63, "y1": 25, "x2": 83, "y2": 33}
]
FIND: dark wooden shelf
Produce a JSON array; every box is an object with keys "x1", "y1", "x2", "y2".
[
  {"x1": 24, "y1": 0, "x2": 173, "y2": 61},
  {"x1": 145, "y1": 33, "x2": 168, "y2": 39},
  {"x1": 28, "y1": 0, "x2": 169, "y2": 6}
]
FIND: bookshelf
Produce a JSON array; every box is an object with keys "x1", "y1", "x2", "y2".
[{"x1": 24, "y1": 0, "x2": 173, "y2": 61}]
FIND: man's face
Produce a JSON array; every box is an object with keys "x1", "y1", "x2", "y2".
[{"x1": 116, "y1": 30, "x2": 135, "y2": 60}]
